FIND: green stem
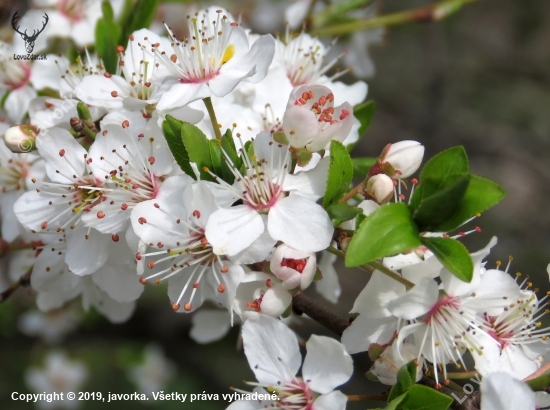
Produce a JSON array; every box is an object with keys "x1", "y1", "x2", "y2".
[
  {"x1": 203, "y1": 97, "x2": 222, "y2": 141},
  {"x1": 326, "y1": 247, "x2": 414, "y2": 289},
  {"x1": 82, "y1": 124, "x2": 96, "y2": 142},
  {"x1": 315, "y1": 0, "x2": 481, "y2": 37},
  {"x1": 445, "y1": 370, "x2": 479, "y2": 380}
]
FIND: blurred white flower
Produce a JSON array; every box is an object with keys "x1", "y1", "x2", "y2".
[{"x1": 128, "y1": 345, "x2": 176, "y2": 397}]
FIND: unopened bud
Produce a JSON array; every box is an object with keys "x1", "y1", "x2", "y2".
[
  {"x1": 366, "y1": 174, "x2": 393, "y2": 204},
  {"x1": 258, "y1": 285, "x2": 292, "y2": 317},
  {"x1": 270, "y1": 244, "x2": 316, "y2": 290},
  {"x1": 3, "y1": 125, "x2": 39, "y2": 153},
  {"x1": 381, "y1": 141, "x2": 424, "y2": 178}
]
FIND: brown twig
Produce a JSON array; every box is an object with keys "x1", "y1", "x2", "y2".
[{"x1": 0, "y1": 267, "x2": 33, "y2": 303}]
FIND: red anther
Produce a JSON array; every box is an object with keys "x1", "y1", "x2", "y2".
[
  {"x1": 308, "y1": 91, "x2": 314, "y2": 100},
  {"x1": 230, "y1": 22, "x2": 239, "y2": 26},
  {"x1": 311, "y1": 102, "x2": 319, "y2": 111},
  {"x1": 327, "y1": 93, "x2": 334, "y2": 102},
  {"x1": 301, "y1": 91, "x2": 310, "y2": 101},
  {"x1": 220, "y1": 266, "x2": 229, "y2": 273},
  {"x1": 97, "y1": 211, "x2": 105, "y2": 219},
  {"x1": 144, "y1": 81, "x2": 151, "y2": 87},
  {"x1": 193, "y1": 282, "x2": 200, "y2": 288},
  {"x1": 112, "y1": 234, "x2": 119, "y2": 242},
  {"x1": 154, "y1": 203, "x2": 160, "y2": 208},
  {"x1": 411, "y1": 178, "x2": 419, "y2": 184},
  {"x1": 443, "y1": 379, "x2": 451, "y2": 386},
  {"x1": 281, "y1": 258, "x2": 307, "y2": 273},
  {"x1": 339, "y1": 110, "x2": 349, "y2": 121},
  {"x1": 111, "y1": 91, "x2": 118, "y2": 97},
  {"x1": 116, "y1": 45, "x2": 124, "y2": 53},
  {"x1": 104, "y1": 72, "x2": 112, "y2": 78},
  {"x1": 297, "y1": 97, "x2": 307, "y2": 105},
  {"x1": 138, "y1": 133, "x2": 144, "y2": 138},
  {"x1": 122, "y1": 120, "x2": 129, "y2": 128},
  {"x1": 413, "y1": 360, "x2": 419, "y2": 367},
  {"x1": 218, "y1": 284, "x2": 226, "y2": 293},
  {"x1": 102, "y1": 130, "x2": 108, "y2": 136},
  {"x1": 147, "y1": 261, "x2": 155, "y2": 269},
  {"x1": 442, "y1": 233, "x2": 450, "y2": 238},
  {"x1": 59, "y1": 149, "x2": 65, "y2": 157},
  {"x1": 86, "y1": 158, "x2": 93, "y2": 164},
  {"x1": 193, "y1": 210, "x2": 201, "y2": 218},
  {"x1": 326, "y1": 106, "x2": 335, "y2": 114},
  {"x1": 138, "y1": 217, "x2": 147, "y2": 224},
  {"x1": 318, "y1": 96, "x2": 327, "y2": 106},
  {"x1": 265, "y1": 279, "x2": 272, "y2": 288},
  {"x1": 41, "y1": 221, "x2": 48, "y2": 230},
  {"x1": 475, "y1": 226, "x2": 482, "y2": 232},
  {"x1": 139, "y1": 277, "x2": 147, "y2": 284},
  {"x1": 459, "y1": 232, "x2": 465, "y2": 236},
  {"x1": 172, "y1": 302, "x2": 181, "y2": 311},
  {"x1": 435, "y1": 383, "x2": 442, "y2": 390},
  {"x1": 148, "y1": 156, "x2": 155, "y2": 165},
  {"x1": 132, "y1": 183, "x2": 139, "y2": 189},
  {"x1": 399, "y1": 194, "x2": 406, "y2": 200},
  {"x1": 200, "y1": 237, "x2": 208, "y2": 247},
  {"x1": 135, "y1": 252, "x2": 142, "y2": 260},
  {"x1": 246, "y1": 300, "x2": 261, "y2": 312},
  {"x1": 125, "y1": 179, "x2": 132, "y2": 183},
  {"x1": 183, "y1": 302, "x2": 192, "y2": 311},
  {"x1": 121, "y1": 203, "x2": 128, "y2": 211},
  {"x1": 155, "y1": 279, "x2": 161, "y2": 285},
  {"x1": 170, "y1": 54, "x2": 177, "y2": 63},
  {"x1": 129, "y1": 34, "x2": 135, "y2": 41}
]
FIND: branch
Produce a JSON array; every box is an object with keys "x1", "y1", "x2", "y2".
[
  {"x1": 0, "y1": 267, "x2": 33, "y2": 303},
  {"x1": 292, "y1": 293, "x2": 351, "y2": 337}
]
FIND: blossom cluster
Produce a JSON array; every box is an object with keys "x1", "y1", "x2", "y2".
[{"x1": 1, "y1": 2, "x2": 549, "y2": 410}]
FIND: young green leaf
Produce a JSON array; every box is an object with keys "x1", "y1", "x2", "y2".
[
  {"x1": 180, "y1": 123, "x2": 214, "y2": 181},
  {"x1": 95, "y1": 2, "x2": 120, "y2": 73},
  {"x1": 326, "y1": 202, "x2": 362, "y2": 226},
  {"x1": 355, "y1": 100, "x2": 375, "y2": 137},
  {"x1": 346, "y1": 203, "x2": 422, "y2": 267},
  {"x1": 162, "y1": 115, "x2": 194, "y2": 178},
  {"x1": 436, "y1": 175, "x2": 505, "y2": 232},
  {"x1": 209, "y1": 139, "x2": 235, "y2": 184},
  {"x1": 385, "y1": 393, "x2": 408, "y2": 410},
  {"x1": 120, "y1": 0, "x2": 159, "y2": 43},
  {"x1": 421, "y1": 237, "x2": 474, "y2": 282},
  {"x1": 388, "y1": 361, "x2": 414, "y2": 403},
  {"x1": 323, "y1": 140, "x2": 353, "y2": 207},
  {"x1": 220, "y1": 129, "x2": 242, "y2": 171},
  {"x1": 409, "y1": 147, "x2": 469, "y2": 210},
  {"x1": 412, "y1": 174, "x2": 470, "y2": 231},
  {"x1": 403, "y1": 385, "x2": 453, "y2": 410}
]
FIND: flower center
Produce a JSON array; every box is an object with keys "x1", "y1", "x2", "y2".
[
  {"x1": 281, "y1": 258, "x2": 308, "y2": 273},
  {"x1": 0, "y1": 58, "x2": 31, "y2": 90},
  {"x1": 57, "y1": 0, "x2": 86, "y2": 22}
]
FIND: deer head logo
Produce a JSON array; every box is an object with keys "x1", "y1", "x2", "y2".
[{"x1": 11, "y1": 11, "x2": 49, "y2": 54}]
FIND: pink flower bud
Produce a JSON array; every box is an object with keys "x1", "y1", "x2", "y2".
[
  {"x1": 270, "y1": 244, "x2": 317, "y2": 290},
  {"x1": 382, "y1": 141, "x2": 424, "y2": 178},
  {"x1": 3, "y1": 125, "x2": 38, "y2": 153},
  {"x1": 283, "y1": 85, "x2": 353, "y2": 152},
  {"x1": 366, "y1": 174, "x2": 393, "y2": 204}
]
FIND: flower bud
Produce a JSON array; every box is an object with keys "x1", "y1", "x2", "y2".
[
  {"x1": 372, "y1": 342, "x2": 420, "y2": 385},
  {"x1": 381, "y1": 141, "x2": 424, "y2": 178},
  {"x1": 259, "y1": 284, "x2": 293, "y2": 317},
  {"x1": 366, "y1": 174, "x2": 393, "y2": 204},
  {"x1": 270, "y1": 244, "x2": 317, "y2": 290},
  {"x1": 283, "y1": 84, "x2": 353, "y2": 153},
  {"x1": 3, "y1": 125, "x2": 39, "y2": 153}
]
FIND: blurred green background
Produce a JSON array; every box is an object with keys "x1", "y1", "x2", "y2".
[{"x1": 1, "y1": 0, "x2": 550, "y2": 409}]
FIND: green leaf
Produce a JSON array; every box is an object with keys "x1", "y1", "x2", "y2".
[
  {"x1": 326, "y1": 203, "x2": 362, "y2": 226},
  {"x1": 385, "y1": 393, "x2": 408, "y2": 410},
  {"x1": 162, "y1": 115, "x2": 194, "y2": 178},
  {"x1": 323, "y1": 140, "x2": 353, "y2": 207},
  {"x1": 388, "y1": 361, "x2": 417, "y2": 403},
  {"x1": 352, "y1": 157, "x2": 377, "y2": 178},
  {"x1": 120, "y1": 0, "x2": 159, "y2": 43},
  {"x1": 95, "y1": 2, "x2": 121, "y2": 74},
  {"x1": 346, "y1": 203, "x2": 422, "y2": 267},
  {"x1": 180, "y1": 123, "x2": 214, "y2": 181},
  {"x1": 368, "y1": 343, "x2": 385, "y2": 361},
  {"x1": 403, "y1": 385, "x2": 453, "y2": 410},
  {"x1": 436, "y1": 175, "x2": 506, "y2": 232},
  {"x1": 421, "y1": 237, "x2": 473, "y2": 282},
  {"x1": 410, "y1": 147, "x2": 469, "y2": 210},
  {"x1": 526, "y1": 372, "x2": 550, "y2": 391},
  {"x1": 412, "y1": 174, "x2": 470, "y2": 231}
]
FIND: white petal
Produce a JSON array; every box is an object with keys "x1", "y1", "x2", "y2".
[
  {"x1": 190, "y1": 309, "x2": 232, "y2": 344},
  {"x1": 386, "y1": 277, "x2": 439, "y2": 320},
  {"x1": 302, "y1": 335, "x2": 353, "y2": 394},
  {"x1": 350, "y1": 270, "x2": 406, "y2": 317},
  {"x1": 315, "y1": 252, "x2": 341, "y2": 304},
  {"x1": 92, "y1": 263, "x2": 143, "y2": 303},
  {"x1": 5, "y1": 86, "x2": 36, "y2": 123},
  {"x1": 242, "y1": 34, "x2": 276, "y2": 84},
  {"x1": 312, "y1": 391, "x2": 348, "y2": 410},
  {"x1": 268, "y1": 195, "x2": 333, "y2": 252},
  {"x1": 205, "y1": 206, "x2": 264, "y2": 256},
  {"x1": 156, "y1": 82, "x2": 210, "y2": 112},
  {"x1": 480, "y1": 372, "x2": 535, "y2": 410},
  {"x1": 241, "y1": 313, "x2": 301, "y2": 384},
  {"x1": 282, "y1": 157, "x2": 330, "y2": 198},
  {"x1": 341, "y1": 316, "x2": 397, "y2": 354},
  {"x1": 75, "y1": 75, "x2": 128, "y2": 109},
  {"x1": 65, "y1": 228, "x2": 109, "y2": 276}
]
